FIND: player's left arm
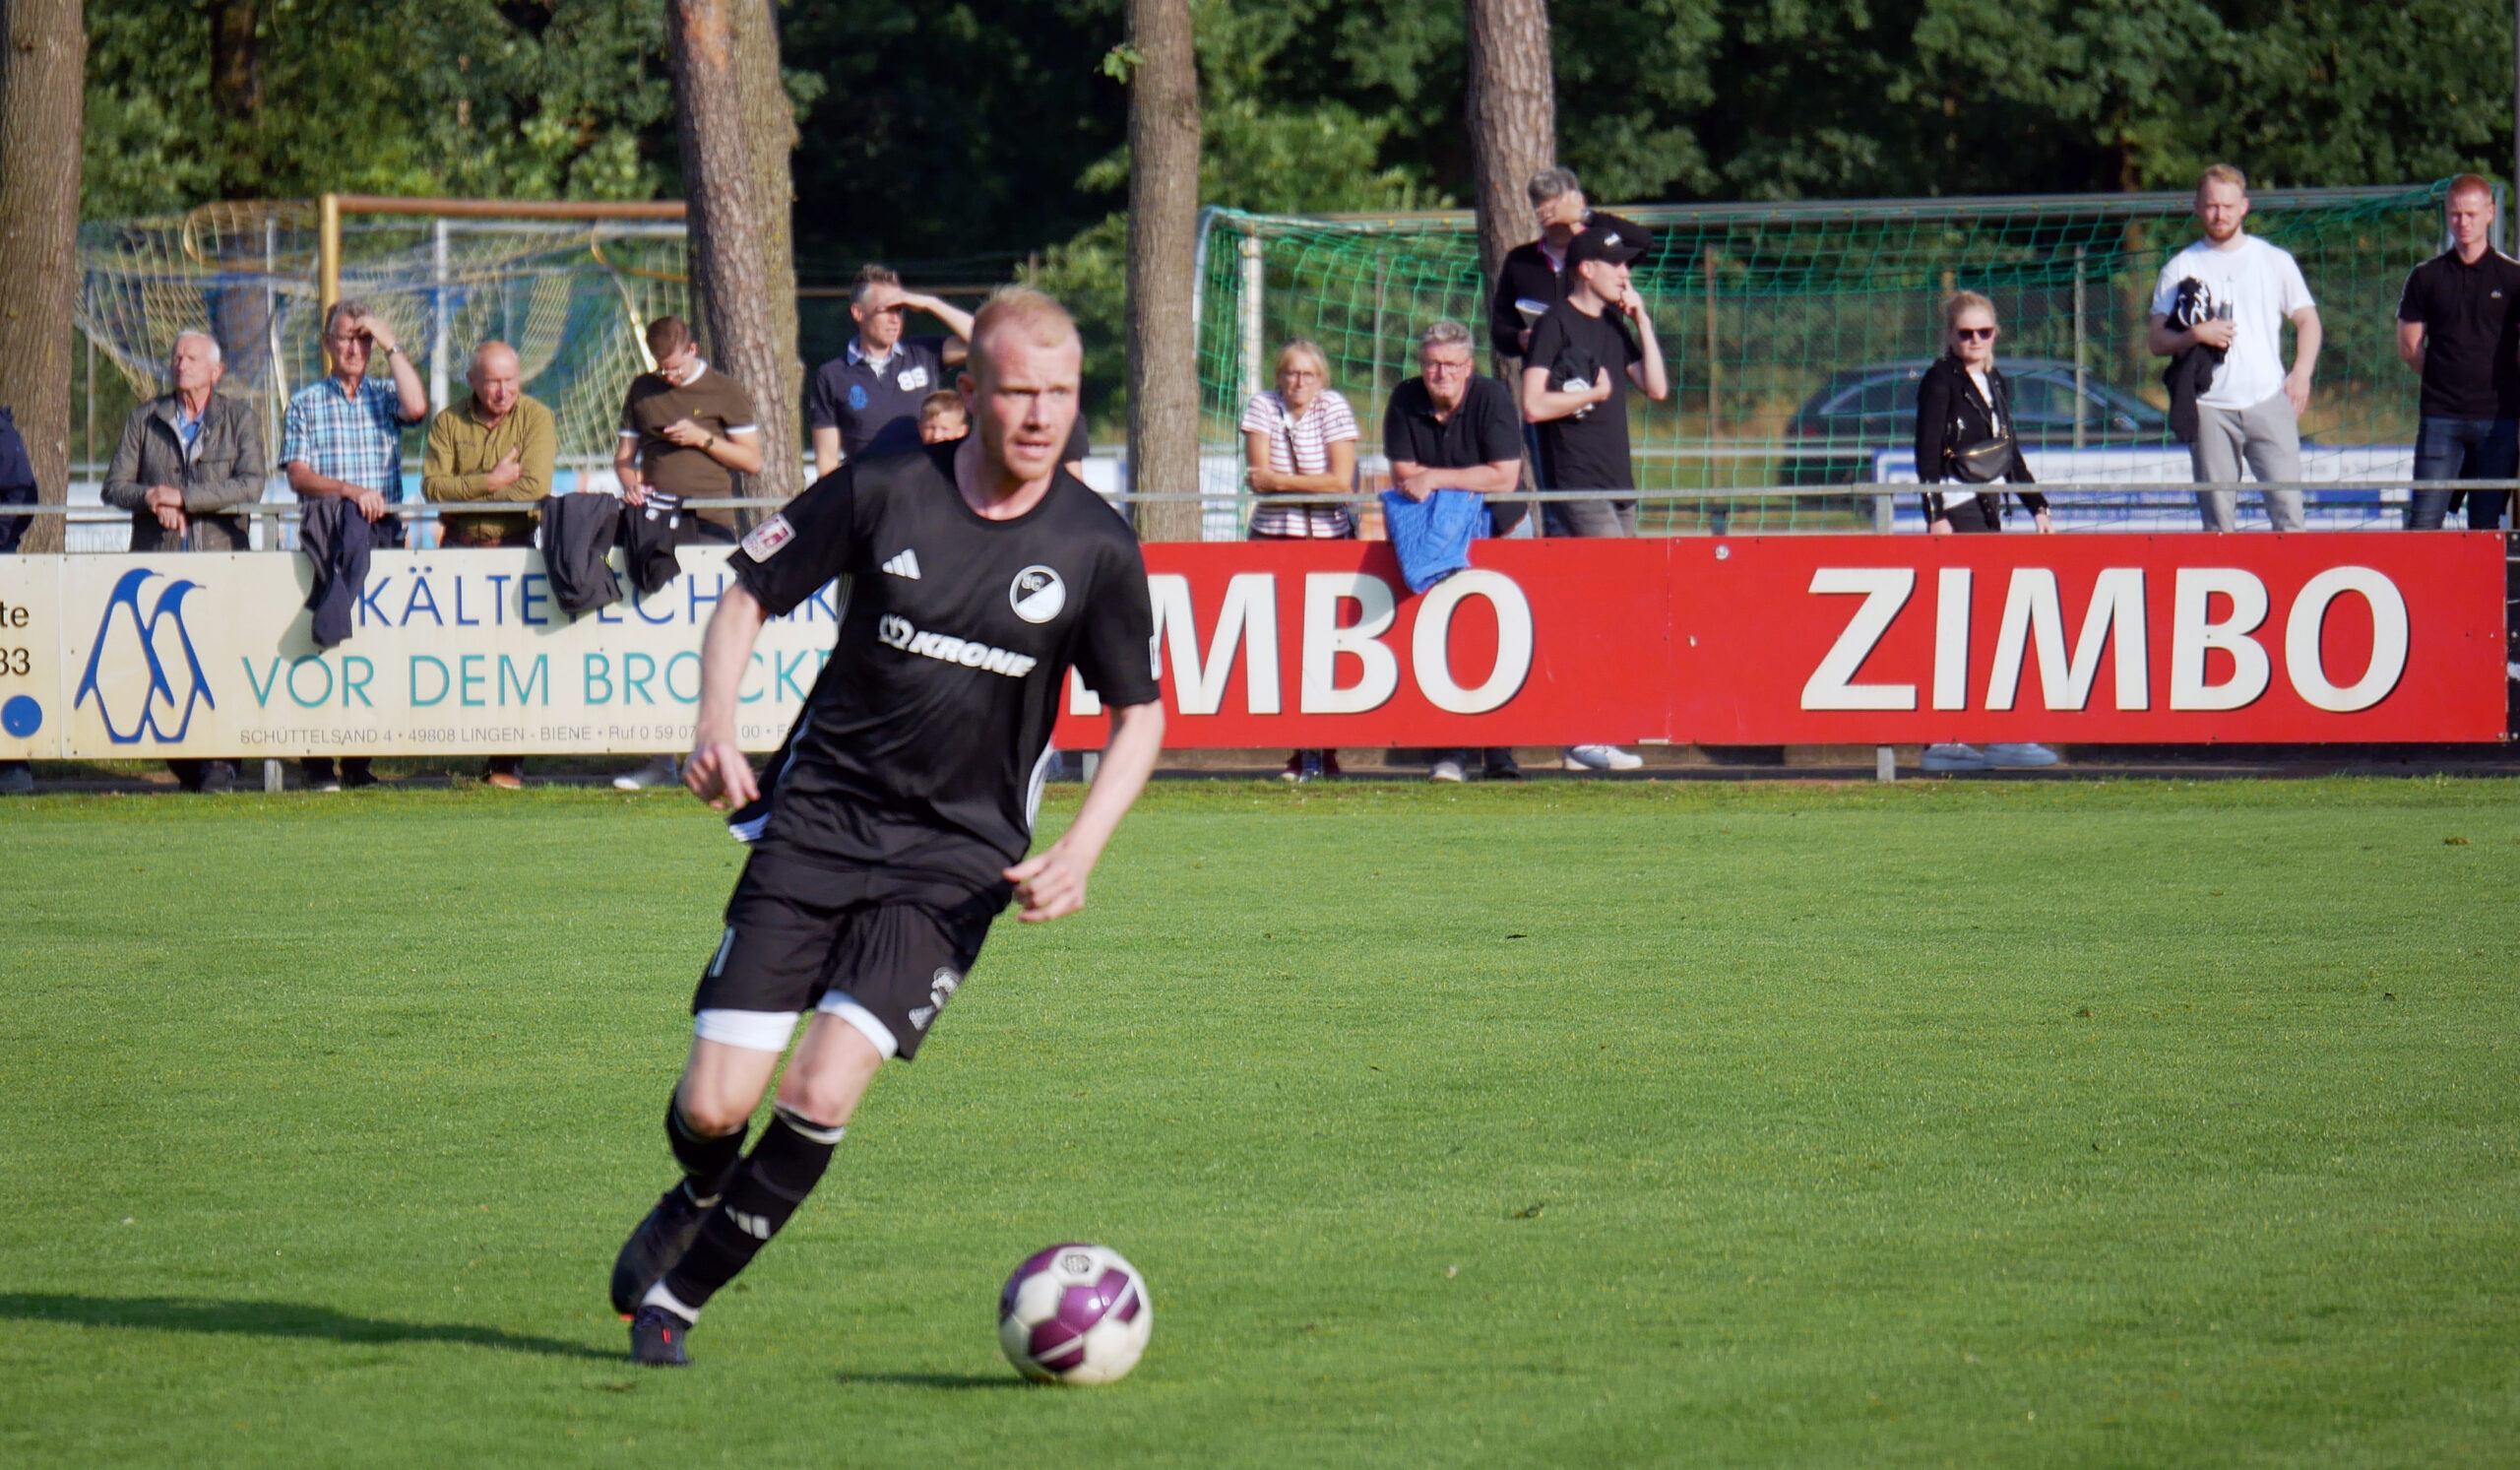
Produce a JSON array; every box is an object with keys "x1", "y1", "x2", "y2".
[{"x1": 1005, "y1": 699, "x2": 1165, "y2": 923}]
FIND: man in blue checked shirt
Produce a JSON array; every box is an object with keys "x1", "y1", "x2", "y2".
[{"x1": 284, "y1": 298, "x2": 427, "y2": 790}]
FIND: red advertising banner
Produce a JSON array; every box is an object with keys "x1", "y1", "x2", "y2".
[{"x1": 1051, "y1": 533, "x2": 2508, "y2": 746}]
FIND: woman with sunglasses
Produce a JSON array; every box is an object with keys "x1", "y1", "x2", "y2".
[
  {"x1": 1916, "y1": 291, "x2": 2060, "y2": 772},
  {"x1": 1917, "y1": 291, "x2": 2052, "y2": 536}
]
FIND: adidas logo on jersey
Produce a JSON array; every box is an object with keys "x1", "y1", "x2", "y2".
[
  {"x1": 882, "y1": 548, "x2": 921, "y2": 579},
  {"x1": 875, "y1": 612, "x2": 1040, "y2": 678},
  {"x1": 729, "y1": 1209, "x2": 773, "y2": 1241}
]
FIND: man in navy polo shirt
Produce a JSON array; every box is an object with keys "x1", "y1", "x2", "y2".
[{"x1": 806, "y1": 266, "x2": 976, "y2": 479}]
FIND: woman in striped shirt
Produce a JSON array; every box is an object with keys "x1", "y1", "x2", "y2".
[{"x1": 1240, "y1": 339, "x2": 1358, "y2": 781}]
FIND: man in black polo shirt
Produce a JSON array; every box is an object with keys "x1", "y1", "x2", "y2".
[
  {"x1": 1387, "y1": 318, "x2": 1526, "y2": 783},
  {"x1": 806, "y1": 265, "x2": 976, "y2": 479},
  {"x1": 2396, "y1": 173, "x2": 2520, "y2": 530}
]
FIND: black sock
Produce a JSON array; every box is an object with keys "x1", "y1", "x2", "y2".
[
  {"x1": 660, "y1": 1106, "x2": 843, "y2": 1310},
  {"x1": 666, "y1": 1096, "x2": 748, "y2": 1205}
]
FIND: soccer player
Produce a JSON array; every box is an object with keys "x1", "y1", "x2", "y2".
[{"x1": 608, "y1": 288, "x2": 1166, "y2": 1367}]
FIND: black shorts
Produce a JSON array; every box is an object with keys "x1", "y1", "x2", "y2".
[{"x1": 692, "y1": 848, "x2": 1008, "y2": 1061}]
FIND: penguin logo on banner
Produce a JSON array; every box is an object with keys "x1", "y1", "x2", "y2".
[{"x1": 75, "y1": 567, "x2": 216, "y2": 743}]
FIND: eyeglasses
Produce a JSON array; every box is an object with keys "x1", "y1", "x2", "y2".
[
  {"x1": 1421, "y1": 357, "x2": 1474, "y2": 374},
  {"x1": 1954, "y1": 327, "x2": 1996, "y2": 342}
]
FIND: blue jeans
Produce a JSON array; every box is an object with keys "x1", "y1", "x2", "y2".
[{"x1": 2407, "y1": 415, "x2": 2517, "y2": 529}]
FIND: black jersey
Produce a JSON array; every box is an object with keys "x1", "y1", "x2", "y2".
[{"x1": 726, "y1": 442, "x2": 1161, "y2": 890}]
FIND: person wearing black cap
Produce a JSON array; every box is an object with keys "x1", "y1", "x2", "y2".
[{"x1": 1521, "y1": 213, "x2": 1670, "y2": 772}]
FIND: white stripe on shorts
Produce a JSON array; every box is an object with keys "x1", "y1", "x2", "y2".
[
  {"x1": 816, "y1": 992, "x2": 901, "y2": 1059},
  {"x1": 694, "y1": 1008, "x2": 801, "y2": 1052}
]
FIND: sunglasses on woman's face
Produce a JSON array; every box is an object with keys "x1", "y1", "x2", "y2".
[{"x1": 1954, "y1": 326, "x2": 1996, "y2": 342}]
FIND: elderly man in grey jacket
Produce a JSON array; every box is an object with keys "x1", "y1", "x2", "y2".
[
  {"x1": 102, "y1": 330, "x2": 268, "y2": 791},
  {"x1": 104, "y1": 331, "x2": 268, "y2": 554}
]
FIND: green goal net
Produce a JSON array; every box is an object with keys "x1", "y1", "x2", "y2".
[
  {"x1": 76, "y1": 201, "x2": 688, "y2": 493},
  {"x1": 1196, "y1": 182, "x2": 2479, "y2": 533}
]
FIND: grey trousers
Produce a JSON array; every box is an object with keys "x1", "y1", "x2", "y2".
[
  {"x1": 2189, "y1": 392, "x2": 2305, "y2": 532},
  {"x1": 1543, "y1": 497, "x2": 1639, "y2": 538}
]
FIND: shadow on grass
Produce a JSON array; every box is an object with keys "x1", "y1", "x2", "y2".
[
  {"x1": 0, "y1": 1293, "x2": 613, "y2": 1361},
  {"x1": 835, "y1": 1371, "x2": 1031, "y2": 1390}
]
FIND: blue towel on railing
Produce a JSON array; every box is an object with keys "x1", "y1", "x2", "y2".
[{"x1": 1379, "y1": 488, "x2": 1486, "y2": 594}]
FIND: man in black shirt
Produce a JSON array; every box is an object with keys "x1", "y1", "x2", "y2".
[
  {"x1": 1386, "y1": 319, "x2": 1526, "y2": 782},
  {"x1": 1487, "y1": 166, "x2": 1589, "y2": 360},
  {"x1": 1521, "y1": 215, "x2": 1670, "y2": 773},
  {"x1": 805, "y1": 265, "x2": 976, "y2": 479},
  {"x1": 2395, "y1": 174, "x2": 2520, "y2": 530},
  {"x1": 609, "y1": 287, "x2": 1166, "y2": 1367}
]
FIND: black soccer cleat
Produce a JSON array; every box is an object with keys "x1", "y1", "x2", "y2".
[
  {"x1": 629, "y1": 1304, "x2": 692, "y2": 1367},
  {"x1": 610, "y1": 1184, "x2": 710, "y2": 1317}
]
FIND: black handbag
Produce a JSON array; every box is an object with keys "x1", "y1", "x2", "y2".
[{"x1": 1946, "y1": 374, "x2": 2015, "y2": 483}]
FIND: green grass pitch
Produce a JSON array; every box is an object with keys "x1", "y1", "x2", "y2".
[{"x1": 1, "y1": 778, "x2": 2514, "y2": 1466}]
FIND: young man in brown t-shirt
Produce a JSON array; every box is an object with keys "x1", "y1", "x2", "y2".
[
  {"x1": 614, "y1": 315, "x2": 765, "y2": 540},
  {"x1": 611, "y1": 316, "x2": 767, "y2": 789}
]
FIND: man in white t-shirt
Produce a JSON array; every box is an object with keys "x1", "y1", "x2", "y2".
[{"x1": 2147, "y1": 163, "x2": 2323, "y2": 532}]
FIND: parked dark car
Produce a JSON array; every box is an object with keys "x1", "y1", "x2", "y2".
[{"x1": 1778, "y1": 357, "x2": 2174, "y2": 484}]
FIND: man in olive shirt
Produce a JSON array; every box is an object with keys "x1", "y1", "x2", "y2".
[
  {"x1": 611, "y1": 317, "x2": 766, "y2": 789},
  {"x1": 424, "y1": 341, "x2": 553, "y2": 548},
  {"x1": 420, "y1": 341, "x2": 554, "y2": 788},
  {"x1": 614, "y1": 316, "x2": 764, "y2": 541}
]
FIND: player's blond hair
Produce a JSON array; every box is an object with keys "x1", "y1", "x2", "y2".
[
  {"x1": 2448, "y1": 172, "x2": 2495, "y2": 204},
  {"x1": 2197, "y1": 162, "x2": 2248, "y2": 197},
  {"x1": 969, "y1": 287, "x2": 1079, "y2": 375}
]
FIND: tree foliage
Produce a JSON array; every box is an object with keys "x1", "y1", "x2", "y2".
[
  {"x1": 85, "y1": 1, "x2": 2513, "y2": 228},
  {"x1": 77, "y1": 0, "x2": 2517, "y2": 423}
]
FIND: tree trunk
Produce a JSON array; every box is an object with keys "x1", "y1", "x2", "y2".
[
  {"x1": 1124, "y1": 0, "x2": 1203, "y2": 543},
  {"x1": 0, "y1": 0, "x2": 86, "y2": 555},
  {"x1": 667, "y1": 0, "x2": 800, "y2": 513},
  {"x1": 209, "y1": 0, "x2": 261, "y2": 197},
  {"x1": 731, "y1": 0, "x2": 802, "y2": 503},
  {"x1": 1464, "y1": 0, "x2": 1556, "y2": 300}
]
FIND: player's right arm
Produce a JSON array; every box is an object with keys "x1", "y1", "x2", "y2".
[
  {"x1": 685, "y1": 582, "x2": 769, "y2": 809},
  {"x1": 687, "y1": 472, "x2": 865, "y2": 805}
]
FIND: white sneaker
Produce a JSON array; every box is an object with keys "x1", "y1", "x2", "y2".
[
  {"x1": 1563, "y1": 744, "x2": 1644, "y2": 772},
  {"x1": 1921, "y1": 743, "x2": 1990, "y2": 772},
  {"x1": 1985, "y1": 742, "x2": 2060, "y2": 768},
  {"x1": 1429, "y1": 758, "x2": 1467, "y2": 784},
  {"x1": 613, "y1": 753, "x2": 680, "y2": 791}
]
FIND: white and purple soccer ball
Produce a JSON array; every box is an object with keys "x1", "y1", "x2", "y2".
[{"x1": 996, "y1": 1243, "x2": 1153, "y2": 1385}]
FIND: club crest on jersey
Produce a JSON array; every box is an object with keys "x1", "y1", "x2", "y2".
[
  {"x1": 740, "y1": 514, "x2": 794, "y2": 560},
  {"x1": 1009, "y1": 565, "x2": 1066, "y2": 623}
]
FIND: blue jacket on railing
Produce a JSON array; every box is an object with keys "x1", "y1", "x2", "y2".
[{"x1": 1378, "y1": 486, "x2": 1487, "y2": 595}]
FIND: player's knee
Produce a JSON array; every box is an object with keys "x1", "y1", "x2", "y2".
[
  {"x1": 771, "y1": 1081, "x2": 854, "y2": 1133},
  {"x1": 674, "y1": 1090, "x2": 756, "y2": 1137}
]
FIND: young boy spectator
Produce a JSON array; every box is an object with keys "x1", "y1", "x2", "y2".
[
  {"x1": 917, "y1": 389, "x2": 970, "y2": 444},
  {"x1": 1521, "y1": 215, "x2": 1670, "y2": 773}
]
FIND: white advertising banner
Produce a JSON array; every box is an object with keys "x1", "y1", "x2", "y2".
[{"x1": 0, "y1": 550, "x2": 838, "y2": 760}]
